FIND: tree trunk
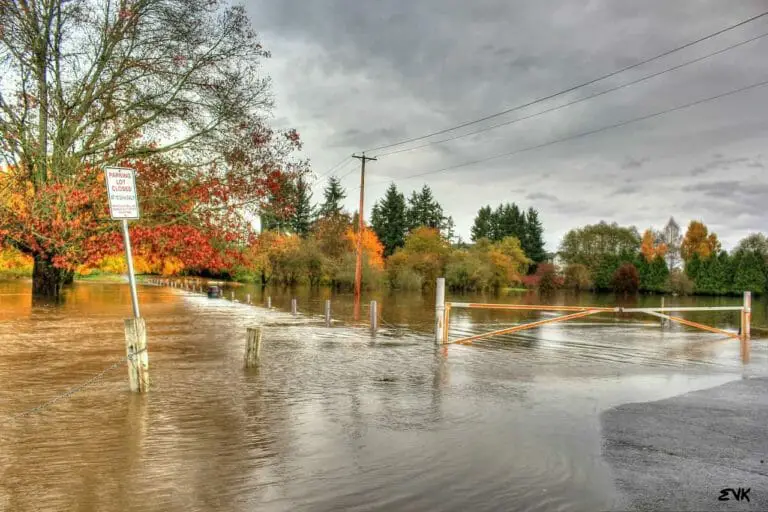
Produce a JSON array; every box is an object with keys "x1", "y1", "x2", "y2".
[
  {"x1": 63, "y1": 270, "x2": 75, "y2": 285},
  {"x1": 32, "y1": 254, "x2": 66, "y2": 298}
]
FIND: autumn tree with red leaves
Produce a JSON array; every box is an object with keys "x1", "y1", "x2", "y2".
[{"x1": 0, "y1": 0, "x2": 305, "y2": 297}]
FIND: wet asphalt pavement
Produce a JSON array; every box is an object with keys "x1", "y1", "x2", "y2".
[{"x1": 602, "y1": 377, "x2": 768, "y2": 511}]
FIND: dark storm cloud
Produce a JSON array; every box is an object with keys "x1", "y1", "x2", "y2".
[
  {"x1": 689, "y1": 155, "x2": 762, "y2": 176},
  {"x1": 526, "y1": 192, "x2": 559, "y2": 202},
  {"x1": 611, "y1": 185, "x2": 638, "y2": 196},
  {"x1": 682, "y1": 180, "x2": 768, "y2": 197},
  {"x1": 248, "y1": 0, "x2": 768, "y2": 249},
  {"x1": 621, "y1": 157, "x2": 649, "y2": 170}
]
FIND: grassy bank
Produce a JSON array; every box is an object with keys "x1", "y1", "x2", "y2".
[{"x1": 76, "y1": 272, "x2": 128, "y2": 283}]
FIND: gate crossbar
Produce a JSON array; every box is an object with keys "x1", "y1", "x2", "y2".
[
  {"x1": 642, "y1": 311, "x2": 741, "y2": 340},
  {"x1": 452, "y1": 309, "x2": 602, "y2": 345},
  {"x1": 433, "y1": 279, "x2": 751, "y2": 348},
  {"x1": 443, "y1": 302, "x2": 747, "y2": 344}
]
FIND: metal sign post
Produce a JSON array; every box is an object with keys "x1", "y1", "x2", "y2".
[
  {"x1": 105, "y1": 166, "x2": 141, "y2": 316},
  {"x1": 120, "y1": 219, "x2": 140, "y2": 318},
  {"x1": 105, "y1": 166, "x2": 148, "y2": 392}
]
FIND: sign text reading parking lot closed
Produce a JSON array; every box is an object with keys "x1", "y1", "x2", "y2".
[{"x1": 105, "y1": 167, "x2": 140, "y2": 219}]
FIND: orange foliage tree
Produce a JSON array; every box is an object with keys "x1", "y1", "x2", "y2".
[
  {"x1": 344, "y1": 227, "x2": 385, "y2": 270},
  {"x1": 640, "y1": 229, "x2": 668, "y2": 262},
  {"x1": 681, "y1": 221, "x2": 721, "y2": 261}
]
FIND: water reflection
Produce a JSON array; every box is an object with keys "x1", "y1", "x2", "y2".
[{"x1": 0, "y1": 280, "x2": 766, "y2": 511}]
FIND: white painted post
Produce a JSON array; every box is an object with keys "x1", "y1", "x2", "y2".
[
  {"x1": 231, "y1": 290, "x2": 235, "y2": 301},
  {"x1": 324, "y1": 299, "x2": 331, "y2": 327},
  {"x1": 246, "y1": 293, "x2": 251, "y2": 305},
  {"x1": 267, "y1": 296, "x2": 272, "y2": 309},
  {"x1": 660, "y1": 296, "x2": 665, "y2": 328},
  {"x1": 370, "y1": 300, "x2": 378, "y2": 334},
  {"x1": 245, "y1": 327, "x2": 262, "y2": 368},
  {"x1": 435, "y1": 277, "x2": 445, "y2": 343},
  {"x1": 124, "y1": 318, "x2": 149, "y2": 392},
  {"x1": 744, "y1": 291, "x2": 752, "y2": 339},
  {"x1": 291, "y1": 298, "x2": 297, "y2": 315}
]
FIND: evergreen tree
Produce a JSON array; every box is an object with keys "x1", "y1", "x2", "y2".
[
  {"x1": 690, "y1": 251, "x2": 732, "y2": 295},
  {"x1": 317, "y1": 176, "x2": 347, "y2": 219},
  {"x1": 490, "y1": 204, "x2": 504, "y2": 241},
  {"x1": 406, "y1": 185, "x2": 444, "y2": 230},
  {"x1": 638, "y1": 255, "x2": 669, "y2": 292},
  {"x1": 685, "y1": 253, "x2": 703, "y2": 290},
  {"x1": 499, "y1": 203, "x2": 524, "y2": 240},
  {"x1": 370, "y1": 184, "x2": 408, "y2": 256},
  {"x1": 471, "y1": 206, "x2": 494, "y2": 241},
  {"x1": 260, "y1": 179, "x2": 293, "y2": 234},
  {"x1": 732, "y1": 249, "x2": 767, "y2": 294},
  {"x1": 522, "y1": 207, "x2": 546, "y2": 263},
  {"x1": 443, "y1": 216, "x2": 457, "y2": 244},
  {"x1": 289, "y1": 175, "x2": 313, "y2": 237}
]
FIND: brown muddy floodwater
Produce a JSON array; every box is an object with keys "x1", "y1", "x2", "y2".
[{"x1": 0, "y1": 279, "x2": 766, "y2": 511}]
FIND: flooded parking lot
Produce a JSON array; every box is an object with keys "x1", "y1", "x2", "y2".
[{"x1": 1, "y1": 280, "x2": 766, "y2": 511}]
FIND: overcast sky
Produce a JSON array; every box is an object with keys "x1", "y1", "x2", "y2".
[{"x1": 245, "y1": 0, "x2": 768, "y2": 251}]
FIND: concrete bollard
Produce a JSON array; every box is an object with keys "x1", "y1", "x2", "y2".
[
  {"x1": 245, "y1": 327, "x2": 262, "y2": 368},
  {"x1": 435, "y1": 277, "x2": 446, "y2": 343},
  {"x1": 370, "y1": 300, "x2": 378, "y2": 334},
  {"x1": 324, "y1": 299, "x2": 331, "y2": 327},
  {"x1": 267, "y1": 296, "x2": 272, "y2": 309},
  {"x1": 743, "y1": 291, "x2": 752, "y2": 339},
  {"x1": 291, "y1": 298, "x2": 297, "y2": 315},
  {"x1": 124, "y1": 318, "x2": 149, "y2": 393}
]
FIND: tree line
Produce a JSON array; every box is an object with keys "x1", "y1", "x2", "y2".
[
  {"x1": 239, "y1": 176, "x2": 547, "y2": 292},
  {"x1": 555, "y1": 218, "x2": 768, "y2": 296}
]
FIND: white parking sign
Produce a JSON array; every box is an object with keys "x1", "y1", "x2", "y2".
[{"x1": 105, "y1": 166, "x2": 140, "y2": 219}]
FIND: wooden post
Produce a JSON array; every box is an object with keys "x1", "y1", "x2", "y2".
[
  {"x1": 245, "y1": 327, "x2": 262, "y2": 368},
  {"x1": 267, "y1": 296, "x2": 272, "y2": 309},
  {"x1": 435, "y1": 277, "x2": 445, "y2": 343},
  {"x1": 370, "y1": 300, "x2": 378, "y2": 334},
  {"x1": 246, "y1": 293, "x2": 251, "y2": 305},
  {"x1": 291, "y1": 298, "x2": 297, "y2": 315},
  {"x1": 352, "y1": 154, "x2": 377, "y2": 320},
  {"x1": 325, "y1": 299, "x2": 331, "y2": 327},
  {"x1": 124, "y1": 318, "x2": 149, "y2": 393}
]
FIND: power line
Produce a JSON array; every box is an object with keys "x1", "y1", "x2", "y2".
[
  {"x1": 337, "y1": 162, "x2": 359, "y2": 181},
  {"x1": 363, "y1": 9, "x2": 768, "y2": 154},
  {"x1": 358, "y1": 77, "x2": 768, "y2": 190},
  {"x1": 375, "y1": 31, "x2": 768, "y2": 158},
  {"x1": 314, "y1": 155, "x2": 353, "y2": 181}
]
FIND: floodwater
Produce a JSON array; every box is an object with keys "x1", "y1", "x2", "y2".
[{"x1": 0, "y1": 279, "x2": 766, "y2": 512}]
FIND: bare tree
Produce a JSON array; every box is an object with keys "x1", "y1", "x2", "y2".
[
  {"x1": 661, "y1": 217, "x2": 682, "y2": 269},
  {"x1": 0, "y1": 0, "x2": 274, "y2": 296}
]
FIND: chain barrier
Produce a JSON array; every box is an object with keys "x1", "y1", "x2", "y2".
[
  {"x1": 8, "y1": 347, "x2": 148, "y2": 420},
  {"x1": 378, "y1": 314, "x2": 407, "y2": 337}
]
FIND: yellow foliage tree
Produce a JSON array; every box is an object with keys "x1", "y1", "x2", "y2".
[
  {"x1": 0, "y1": 246, "x2": 34, "y2": 274},
  {"x1": 640, "y1": 229, "x2": 669, "y2": 262},
  {"x1": 681, "y1": 221, "x2": 721, "y2": 261}
]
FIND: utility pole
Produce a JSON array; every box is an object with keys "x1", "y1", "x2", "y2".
[{"x1": 352, "y1": 153, "x2": 377, "y2": 320}]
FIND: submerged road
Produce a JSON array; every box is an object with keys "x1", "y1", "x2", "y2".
[{"x1": 602, "y1": 377, "x2": 768, "y2": 511}]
